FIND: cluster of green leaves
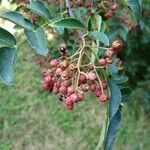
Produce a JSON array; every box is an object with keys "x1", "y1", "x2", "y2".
[{"x1": 0, "y1": 0, "x2": 143, "y2": 150}]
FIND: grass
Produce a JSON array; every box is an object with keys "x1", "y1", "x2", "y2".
[{"x1": 0, "y1": 46, "x2": 150, "y2": 150}]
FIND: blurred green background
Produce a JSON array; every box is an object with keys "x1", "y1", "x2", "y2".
[{"x1": 0, "y1": 0, "x2": 150, "y2": 150}]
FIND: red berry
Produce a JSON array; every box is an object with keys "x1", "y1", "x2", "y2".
[
  {"x1": 95, "y1": 89, "x2": 102, "y2": 97},
  {"x1": 105, "y1": 57, "x2": 113, "y2": 64},
  {"x1": 50, "y1": 59, "x2": 58, "y2": 68},
  {"x1": 59, "y1": 86, "x2": 67, "y2": 94},
  {"x1": 61, "y1": 80, "x2": 71, "y2": 87},
  {"x1": 112, "y1": 40, "x2": 123, "y2": 52},
  {"x1": 98, "y1": 58, "x2": 107, "y2": 66},
  {"x1": 77, "y1": 93, "x2": 84, "y2": 101},
  {"x1": 44, "y1": 75, "x2": 52, "y2": 82},
  {"x1": 105, "y1": 50, "x2": 114, "y2": 57},
  {"x1": 42, "y1": 82, "x2": 50, "y2": 90},
  {"x1": 67, "y1": 86, "x2": 75, "y2": 95},
  {"x1": 87, "y1": 72, "x2": 97, "y2": 81},
  {"x1": 79, "y1": 73, "x2": 87, "y2": 84},
  {"x1": 65, "y1": 104, "x2": 74, "y2": 110},
  {"x1": 81, "y1": 84, "x2": 89, "y2": 91},
  {"x1": 52, "y1": 86, "x2": 59, "y2": 94},
  {"x1": 111, "y1": 3, "x2": 118, "y2": 10},
  {"x1": 99, "y1": 94, "x2": 109, "y2": 102},
  {"x1": 55, "y1": 80, "x2": 62, "y2": 88},
  {"x1": 89, "y1": 84, "x2": 96, "y2": 92},
  {"x1": 64, "y1": 97, "x2": 74, "y2": 106},
  {"x1": 56, "y1": 68, "x2": 62, "y2": 76},
  {"x1": 102, "y1": 81, "x2": 108, "y2": 89},
  {"x1": 70, "y1": 93, "x2": 78, "y2": 103},
  {"x1": 59, "y1": 60, "x2": 69, "y2": 70},
  {"x1": 88, "y1": 63, "x2": 94, "y2": 70},
  {"x1": 61, "y1": 70, "x2": 69, "y2": 79}
]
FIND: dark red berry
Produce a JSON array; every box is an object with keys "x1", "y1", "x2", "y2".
[
  {"x1": 98, "y1": 58, "x2": 107, "y2": 66},
  {"x1": 99, "y1": 94, "x2": 109, "y2": 102}
]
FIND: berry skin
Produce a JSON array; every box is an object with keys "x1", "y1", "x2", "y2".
[
  {"x1": 56, "y1": 68, "x2": 62, "y2": 76},
  {"x1": 67, "y1": 86, "x2": 75, "y2": 95},
  {"x1": 105, "y1": 50, "x2": 114, "y2": 58},
  {"x1": 81, "y1": 84, "x2": 89, "y2": 91},
  {"x1": 61, "y1": 80, "x2": 71, "y2": 87},
  {"x1": 89, "y1": 84, "x2": 96, "y2": 92},
  {"x1": 50, "y1": 59, "x2": 58, "y2": 68},
  {"x1": 65, "y1": 104, "x2": 74, "y2": 110},
  {"x1": 59, "y1": 86, "x2": 67, "y2": 95},
  {"x1": 44, "y1": 75, "x2": 52, "y2": 82},
  {"x1": 99, "y1": 94, "x2": 109, "y2": 102},
  {"x1": 64, "y1": 97, "x2": 74, "y2": 106},
  {"x1": 42, "y1": 82, "x2": 50, "y2": 90},
  {"x1": 77, "y1": 93, "x2": 84, "y2": 101},
  {"x1": 87, "y1": 72, "x2": 97, "y2": 81},
  {"x1": 111, "y1": 3, "x2": 118, "y2": 10},
  {"x1": 88, "y1": 63, "x2": 94, "y2": 70},
  {"x1": 70, "y1": 93, "x2": 78, "y2": 103},
  {"x1": 52, "y1": 86, "x2": 59, "y2": 94},
  {"x1": 61, "y1": 70, "x2": 69, "y2": 79},
  {"x1": 102, "y1": 81, "x2": 108, "y2": 89},
  {"x1": 69, "y1": 63, "x2": 76, "y2": 70},
  {"x1": 112, "y1": 40, "x2": 123, "y2": 52},
  {"x1": 95, "y1": 89, "x2": 102, "y2": 97},
  {"x1": 79, "y1": 73, "x2": 87, "y2": 84},
  {"x1": 59, "y1": 60, "x2": 69, "y2": 70},
  {"x1": 55, "y1": 80, "x2": 62, "y2": 88},
  {"x1": 105, "y1": 57, "x2": 113, "y2": 64},
  {"x1": 98, "y1": 58, "x2": 107, "y2": 66}
]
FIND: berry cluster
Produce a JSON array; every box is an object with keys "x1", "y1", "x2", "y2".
[{"x1": 41, "y1": 40, "x2": 123, "y2": 110}]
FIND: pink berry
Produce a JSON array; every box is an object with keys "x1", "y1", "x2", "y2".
[
  {"x1": 59, "y1": 60, "x2": 69, "y2": 70},
  {"x1": 59, "y1": 86, "x2": 67, "y2": 94},
  {"x1": 105, "y1": 57, "x2": 113, "y2": 64},
  {"x1": 105, "y1": 50, "x2": 114, "y2": 57},
  {"x1": 70, "y1": 93, "x2": 78, "y2": 103},
  {"x1": 88, "y1": 63, "x2": 94, "y2": 70},
  {"x1": 64, "y1": 97, "x2": 74, "y2": 106},
  {"x1": 89, "y1": 84, "x2": 96, "y2": 92},
  {"x1": 79, "y1": 73, "x2": 87, "y2": 84},
  {"x1": 52, "y1": 86, "x2": 59, "y2": 94},
  {"x1": 61, "y1": 70, "x2": 69, "y2": 79},
  {"x1": 102, "y1": 81, "x2": 108, "y2": 89},
  {"x1": 55, "y1": 80, "x2": 62, "y2": 88},
  {"x1": 77, "y1": 93, "x2": 84, "y2": 101},
  {"x1": 50, "y1": 59, "x2": 58, "y2": 68},
  {"x1": 87, "y1": 72, "x2": 97, "y2": 81},
  {"x1": 112, "y1": 3, "x2": 118, "y2": 10},
  {"x1": 81, "y1": 84, "x2": 89, "y2": 91},
  {"x1": 95, "y1": 89, "x2": 102, "y2": 97},
  {"x1": 42, "y1": 82, "x2": 50, "y2": 90},
  {"x1": 61, "y1": 80, "x2": 71, "y2": 87},
  {"x1": 65, "y1": 104, "x2": 74, "y2": 110},
  {"x1": 67, "y1": 86, "x2": 75, "y2": 95},
  {"x1": 98, "y1": 58, "x2": 107, "y2": 66},
  {"x1": 56, "y1": 68, "x2": 62, "y2": 76},
  {"x1": 44, "y1": 75, "x2": 52, "y2": 82},
  {"x1": 112, "y1": 40, "x2": 123, "y2": 52},
  {"x1": 99, "y1": 94, "x2": 109, "y2": 102}
]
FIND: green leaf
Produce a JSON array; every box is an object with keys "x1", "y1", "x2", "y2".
[
  {"x1": 104, "y1": 109, "x2": 121, "y2": 150},
  {"x1": 124, "y1": 0, "x2": 142, "y2": 20},
  {"x1": 0, "y1": 47, "x2": 17, "y2": 85},
  {"x1": 108, "y1": 80, "x2": 122, "y2": 119},
  {"x1": 108, "y1": 64, "x2": 118, "y2": 76},
  {"x1": 25, "y1": 27, "x2": 48, "y2": 56},
  {"x1": 0, "y1": 11, "x2": 35, "y2": 30},
  {"x1": 90, "y1": 31, "x2": 109, "y2": 46},
  {"x1": 51, "y1": 18, "x2": 86, "y2": 29},
  {"x1": 27, "y1": 0, "x2": 51, "y2": 20},
  {"x1": 121, "y1": 87, "x2": 132, "y2": 102},
  {"x1": 111, "y1": 74, "x2": 129, "y2": 84},
  {"x1": 0, "y1": 27, "x2": 16, "y2": 47}
]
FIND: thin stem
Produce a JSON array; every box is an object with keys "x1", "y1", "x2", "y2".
[{"x1": 86, "y1": 45, "x2": 112, "y2": 50}]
